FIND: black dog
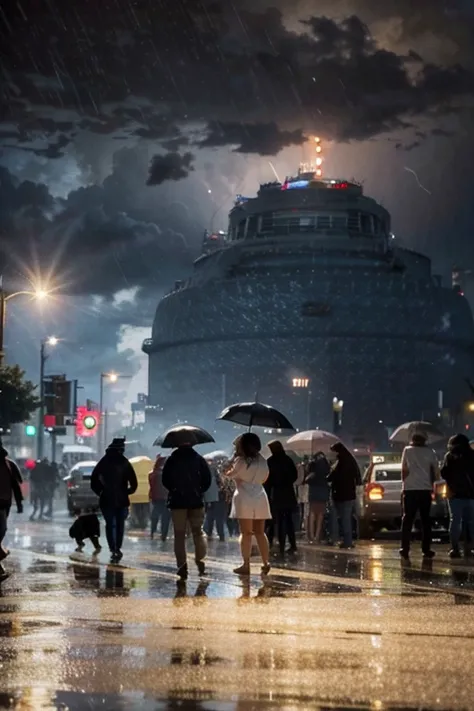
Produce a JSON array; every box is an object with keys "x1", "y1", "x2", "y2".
[{"x1": 69, "y1": 512, "x2": 101, "y2": 553}]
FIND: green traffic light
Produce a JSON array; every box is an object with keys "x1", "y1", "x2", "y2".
[
  {"x1": 83, "y1": 415, "x2": 97, "y2": 430},
  {"x1": 25, "y1": 424, "x2": 36, "y2": 436}
]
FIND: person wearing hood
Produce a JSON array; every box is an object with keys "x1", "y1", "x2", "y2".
[
  {"x1": 328, "y1": 442, "x2": 361, "y2": 549},
  {"x1": 441, "y1": 434, "x2": 474, "y2": 558},
  {"x1": 266, "y1": 440, "x2": 298, "y2": 556},
  {"x1": 162, "y1": 442, "x2": 211, "y2": 580},
  {"x1": 0, "y1": 446, "x2": 23, "y2": 581},
  {"x1": 90, "y1": 438, "x2": 138, "y2": 562}
]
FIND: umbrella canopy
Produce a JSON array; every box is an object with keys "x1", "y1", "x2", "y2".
[
  {"x1": 154, "y1": 425, "x2": 215, "y2": 449},
  {"x1": 389, "y1": 421, "x2": 445, "y2": 445},
  {"x1": 218, "y1": 402, "x2": 295, "y2": 431},
  {"x1": 286, "y1": 429, "x2": 341, "y2": 456}
]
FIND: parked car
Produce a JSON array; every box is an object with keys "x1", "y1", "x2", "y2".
[
  {"x1": 64, "y1": 460, "x2": 99, "y2": 515},
  {"x1": 358, "y1": 458, "x2": 449, "y2": 538}
]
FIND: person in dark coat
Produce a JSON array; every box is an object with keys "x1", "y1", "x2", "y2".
[
  {"x1": 69, "y1": 510, "x2": 101, "y2": 553},
  {"x1": 441, "y1": 433, "x2": 474, "y2": 558},
  {"x1": 304, "y1": 452, "x2": 331, "y2": 543},
  {"x1": 0, "y1": 446, "x2": 23, "y2": 581},
  {"x1": 162, "y1": 443, "x2": 211, "y2": 580},
  {"x1": 328, "y1": 442, "x2": 361, "y2": 549},
  {"x1": 149, "y1": 454, "x2": 170, "y2": 541},
  {"x1": 90, "y1": 438, "x2": 138, "y2": 563},
  {"x1": 266, "y1": 440, "x2": 298, "y2": 556}
]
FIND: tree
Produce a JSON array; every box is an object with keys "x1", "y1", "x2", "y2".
[{"x1": 0, "y1": 364, "x2": 40, "y2": 430}]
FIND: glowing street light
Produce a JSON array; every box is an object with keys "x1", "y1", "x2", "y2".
[
  {"x1": 332, "y1": 396, "x2": 344, "y2": 434},
  {"x1": 0, "y1": 281, "x2": 55, "y2": 364}
]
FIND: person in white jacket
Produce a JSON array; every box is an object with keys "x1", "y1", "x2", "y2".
[{"x1": 226, "y1": 433, "x2": 271, "y2": 575}]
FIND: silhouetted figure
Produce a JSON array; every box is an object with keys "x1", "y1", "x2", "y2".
[
  {"x1": 266, "y1": 440, "x2": 298, "y2": 556},
  {"x1": 305, "y1": 452, "x2": 331, "y2": 543},
  {"x1": 400, "y1": 433, "x2": 440, "y2": 560},
  {"x1": 162, "y1": 442, "x2": 211, "y2": 580},
  {"x1": 441, "y1": 433, "x2": 474, "y2": 558},
  {"x1": 91, "y1": 438, "x2": 137, "y2": 563},
  {"x1": 0, "y1": 446, "x2": 23, "y2": 581},
  {"x1": 328, "y1": 442, "x2": 361, "y2": 549},
  {"x1": 149, "y1": 455, "x2": 170, "y2": 541}
]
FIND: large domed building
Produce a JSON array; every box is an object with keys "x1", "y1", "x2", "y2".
[{"x1": 143, "y1": 150, "x2": 474, "y2": 443}]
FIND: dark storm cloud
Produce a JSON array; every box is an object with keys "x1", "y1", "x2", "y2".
[
  {"x1": 0, "y1": 154, "x2": 194, "y2": 297},
  {"x1": 1, "y1": 1, "x2": 474, "y2": 168},
  {"x1": 199, "y1": 122, "x2": 306, "y2": 155},
  {"x1": 3, "y1": 134, "x2": 72, "y2": 159},
  {"x1": 147, "y1": 152, "x2": 194, "y2": 186}
]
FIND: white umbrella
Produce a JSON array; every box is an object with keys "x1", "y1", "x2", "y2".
[
  {"x1": 389, "y1": 421, "x2": 445, "y2": 445},
  {"x1": 286, "y1": 430, "x2": 341, "y2": 456}
]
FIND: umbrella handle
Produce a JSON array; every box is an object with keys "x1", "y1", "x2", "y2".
[{"x1": 248, "y1": 412, "x2": 253, "y2": 433}]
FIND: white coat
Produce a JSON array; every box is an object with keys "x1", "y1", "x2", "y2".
[{"x1": 228, "y1": 454, "x2": 271, "y2": 520}]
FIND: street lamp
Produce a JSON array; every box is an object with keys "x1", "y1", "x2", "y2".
[
  {"x1": 0, "y1": 283, "x2": 53, "y2": 364},
  {"x1": 37, "y1": 336, "x2": 59, "y2": 459},
  {"x1": 332, "y1": 396, "x2": 344, "y2": 434},
  {"x1": 292, "y1": 377, "x2": 312, "y2": 430},
  {"x1": 99, "y1": 371, "x2": 130, "y2": 452}
]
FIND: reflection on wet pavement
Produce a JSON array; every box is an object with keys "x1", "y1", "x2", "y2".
[{"x1": 0, "y1": 514, "x2": 474, "y2": 709}]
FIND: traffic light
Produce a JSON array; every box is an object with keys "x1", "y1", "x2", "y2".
[
  {"x1": 44, "y1": 376, "x2": 72, "y2": 424},
  {"x1": 25, "y1": 424, "x2": 36, "y2": 436},
  {"x1": 76, "y1": 406, "x2": 100, "y2": 438}
]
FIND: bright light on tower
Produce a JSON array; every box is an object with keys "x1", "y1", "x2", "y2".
[
  {"x1": 316, "y1": 157, "x2": 323, "y2": 166},
  {"x1": 108, "y1": 372, "x2": 118, "y2": 383},
  {"x1": 47, "y1": 336, "x2": 58, "y2": 347},
  {"x1": 316, "y1": 168, "x2": 322, "y2": 177}
]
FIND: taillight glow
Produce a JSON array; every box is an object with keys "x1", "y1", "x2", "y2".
[{"x1": 366, "y1": 483, "x2": 385, "y2": 501}]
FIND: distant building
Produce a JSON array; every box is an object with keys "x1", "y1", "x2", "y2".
[
  {"x1": 453, "y1": 267, "x2": 474, "y2": 315},
  {"x1": 143, "y1": 163, "x2": 474, "y2": 443}
]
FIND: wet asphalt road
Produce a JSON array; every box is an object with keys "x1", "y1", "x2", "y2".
[{"x1": 1, "y1": 509, "x2": 474, "y2": 710}]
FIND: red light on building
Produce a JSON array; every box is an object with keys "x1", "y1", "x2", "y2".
[{"x1": 43, "y1": 414, "x2": 56, "y2": 427}]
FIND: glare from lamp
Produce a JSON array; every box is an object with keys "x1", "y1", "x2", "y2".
[{"x1": 47, "y1": 336, "x2": 59, "y2": 347}]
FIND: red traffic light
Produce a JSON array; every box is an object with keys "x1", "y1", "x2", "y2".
[{"x1": 76, "y1": 407, "x2": 100, "y2": 437}]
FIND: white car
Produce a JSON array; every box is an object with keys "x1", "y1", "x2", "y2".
[{"x1": 64, "y1": 460, "x2": 99, "y2": 515}]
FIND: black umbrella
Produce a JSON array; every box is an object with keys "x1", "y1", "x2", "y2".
[
  {"x1": 154, "y1": 425, "x2": 215, "y2": 449},
  {"x1": 217, "y1": 402, "x2": 295, "y2": 432}
]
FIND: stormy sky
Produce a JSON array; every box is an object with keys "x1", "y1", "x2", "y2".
[{"x1": 1, "y1": 0, "x2": 473, "y2": 415}]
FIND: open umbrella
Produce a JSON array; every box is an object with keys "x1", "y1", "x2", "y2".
[
  {"x1": 389, "y1": 421, "x2": 445, "y2": 445},
  {"x1": 218, "y1": 402, "x2": 295, "y2": 432},
  {"x1": 286, "y1": 429, "x2": 341, "y2": 456},
  {"x1": 154, "y1": 425, "x2": 215, "y2": 449}
]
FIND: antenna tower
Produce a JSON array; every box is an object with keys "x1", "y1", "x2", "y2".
[{"x1": 299, "y1": 136, "x2": 323, "y2": 177}]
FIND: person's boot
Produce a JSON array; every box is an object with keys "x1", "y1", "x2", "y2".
[
  {"x1": 0, "y1": 563, "x2": 8, "y2": 582},
  {"x1": 177, "y1": 563, "x2": 188, "y2": 580},
  {"x1": 449, "y1": 548, "x2": 462, "y2": 559}
]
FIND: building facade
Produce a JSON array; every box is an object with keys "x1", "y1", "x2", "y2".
[{"x1": 143, "y1": 174, "x2": 474, "y2": 443}]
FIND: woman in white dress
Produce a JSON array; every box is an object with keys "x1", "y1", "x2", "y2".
[{"x1": 226, "y1": 433, "x2": 271, "y2": 575}]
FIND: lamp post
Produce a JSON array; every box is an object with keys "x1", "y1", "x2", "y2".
[
  {"x1": 0, "y1": 285, "x2": 51, "y2": 365},
  {"x1": 292, "y1": 377, "x2": 312, "y2": 430},
  {"x1": 99, "y1": 372, "x2": 131, "y2": 453},
  {"x1": 332, "y1": 396, "x2": 344, "y2": 434},
  {"x1": 37, "y1": 336, "x2": 59, "y2": 459}
]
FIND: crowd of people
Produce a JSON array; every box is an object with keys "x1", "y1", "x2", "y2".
[{"x1": 0, "y1": 429, "x2": 473, "y2": 583}]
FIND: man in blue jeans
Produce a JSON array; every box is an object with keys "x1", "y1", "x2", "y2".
[
  {"x1": 91, "y1": 438, "x2": 138, "y2": 563},
  {"x1": 441, "y1": 433, "x2": 474, "y2": 558},
  {"x1": 328, "y1": 442, "x2": 362, "y2": 548}
]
